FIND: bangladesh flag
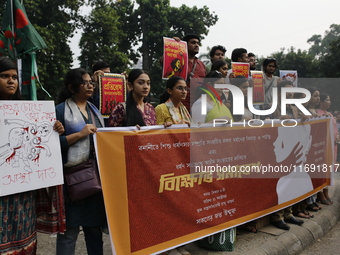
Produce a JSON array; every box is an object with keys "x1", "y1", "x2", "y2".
[
  {"x1": 1, "y1": 0, "x2": 47, "y2": 56},
  {"x1": 1, "y1": 0, "x2": 49, "y2": 100},
  {"x1": 0, "y1": 26, "x2": 14, "y2": 58}
]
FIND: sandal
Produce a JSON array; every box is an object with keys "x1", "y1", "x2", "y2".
[
  {"x1": 316, "y1": 199, "x2": 331, "y2": 205},
  {"x1": 302, "y1": 210, "x2": 314, "y2": 218},
  {"x1": 313, "y1": 202, "x2": 322, "y2": 210},
  {"x1": 294, "y1": 211, "x2": 310, "y2": 219},
  {"x1": 325, "y1": 196, "x2": 334, "y2": 204},
  {"x1": 306, "y1": 204, "x2": 319, "y2": 212}
]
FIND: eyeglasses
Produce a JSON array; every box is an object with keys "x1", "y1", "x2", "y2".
[
  {"x1": 174, "y1": 86, "x2": 188, "y2": 91},
  {"x1": 82, "y1": 81, "x2": 96, "y2": 89}
]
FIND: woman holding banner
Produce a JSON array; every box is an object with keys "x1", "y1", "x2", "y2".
[
  {"x1": 107, "y1": 69, "x2": 156, "y2": 127},
  {"x1": 55, "y1": 68, "x2": 107, "y2": 255},
  {"x1": 109, "y1": 72, "x2": 191, "y2": 255},
  {"x1": 155, "y1": 76, "x2": 191, "y2": 127},
  {"x1": 316, "y1": 92, "x2": 338, "y2": 205},
  {"x1": 0, "y1": 56, "x2": 64, "y2": 255}
]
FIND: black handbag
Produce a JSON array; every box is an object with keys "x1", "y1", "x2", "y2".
[
  {"x1": 64, "y1": 111, "x2": 102, "y2": 201},
  {"x1": 64, "y1": 158, "x2": 102, "y2": 201}
]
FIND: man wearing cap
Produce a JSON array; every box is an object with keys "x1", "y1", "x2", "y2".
[{"x1": 175, "y1": 34, "x2": 207, "y2": 112}]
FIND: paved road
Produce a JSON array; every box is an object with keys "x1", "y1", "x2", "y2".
[
  {"x1": 37, "y1": 231, "x2": 112, "y2": 255},
  {"x1": 299, "y1": 219, "x2": 340, "y2": 255}
]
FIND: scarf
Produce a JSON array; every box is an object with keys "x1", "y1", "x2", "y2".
[
  {"x1": 64, "y1": 98, "x2": 104, "y2": 167},
  {"x1": 165, "y1": 99, "x2": 192, "y2": 124}
]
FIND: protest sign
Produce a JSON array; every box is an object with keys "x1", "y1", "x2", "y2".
[
  {"x1": 162, "y1": 37, "x2": 188, "y2": 80},
  {"x1": 280, "y1": 70, "x2": 298, "y2": 87},
  {"x1": 99, "y1": 73, "x2": 126, "y2": 117},
  {"x1": 251, "y1": 71, "x2": 265, "y2": 105},
  {"x1": 0, "y1": 101, "x2": 63, "y2": 196},
  {"x1": 231, "y1": 62, "x2": 250, "y2": 78}
]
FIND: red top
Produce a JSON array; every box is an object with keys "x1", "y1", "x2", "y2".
[{"x1": 183, "y1": 57, "x2": 207, "y2": 112}]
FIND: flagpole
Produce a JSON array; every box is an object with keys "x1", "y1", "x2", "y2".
[{"x1": 10, "y1": 0, "x2": 17, "y2": 62}]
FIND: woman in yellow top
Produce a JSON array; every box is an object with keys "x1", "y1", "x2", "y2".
[
  {"x1": 155, "y1": 76, "x2": 192, "y2": 255},
  {"x1": 155, "y1": 76, "x2": 191, "y2": 126}
]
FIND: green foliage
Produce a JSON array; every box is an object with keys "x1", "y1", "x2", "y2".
[
  {"x1": 78, "y1": 1, "x2": 130, "y2": 73},
  {"x1": 168, "y1": 5, "x2": 218, "y2": 40},
  {"x1": 132, "y1": 0, "x2": 218, "y2": 103},
  {"x1": 307, "y1": 24, "x2": 340, "y2": 57},
  {"x1": 271, "y1": 47, "x2": 318, "y2": 78},
  {"x1": 78, "y1": 0, "x2": 141, "y2": 73},
  {"x1": 319, "y1": 38, "x2": 340, "y2": 78}
]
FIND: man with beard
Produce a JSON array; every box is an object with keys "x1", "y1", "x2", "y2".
[
  {"x1": 177, "y1": 34, "x2": 207, "y2": 112},
  {"x1": 248, "y1": 52, "x2": 257, "y2": 71}
]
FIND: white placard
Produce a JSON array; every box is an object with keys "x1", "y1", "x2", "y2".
[{"x1": 0, "y1": 100, "x2": 63, "y2": 196}]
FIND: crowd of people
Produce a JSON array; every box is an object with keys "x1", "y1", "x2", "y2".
[{"x1": 0, "y1": 31, "x2": 338, "y2": 255}]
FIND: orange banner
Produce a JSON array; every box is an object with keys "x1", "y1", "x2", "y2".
[{"x1": 95, "y1": 119, "x2": 332, "y2": 255}]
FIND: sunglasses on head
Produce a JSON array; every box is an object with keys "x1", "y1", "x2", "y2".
[{"x1": 264, "y1": 58, "x2": 276, "y2": 66}]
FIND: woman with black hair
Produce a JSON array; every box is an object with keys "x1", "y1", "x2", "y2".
[
  {"x1": 316, "y1": 92, "x2": 338, "y2": 205},
  {"x1": 0, "y1": 56, "x2": 64, "y2": 254},
  {"x1": 306, "y1": 87, "x2": 320, "y2": 117},
  {"x1": 55, "y1": 68, "x2": 107, "y2": 255},
  {"x1": 155, "y1": 76, "x2": 191, "y2": 127},
  {"x1": 107, "y1": 69, "x2": 156, "y2": 127},
  {"x1": 210, "y1": 59, "x2": 228, "y2": 78}
]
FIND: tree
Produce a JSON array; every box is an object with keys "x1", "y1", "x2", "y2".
[
  {"x1": 78, "y1": 0, "x2": 131, "y2": 73},
  {"x1": 271, "y1": 47, "x2": 318, "y2": 78},
  {"x1": 135, "y1": 1, "x2": 218, "y2": 104},
  {"x1": 26, "y1": 0, "x2": 84, "y2": 100},
  {"x1": 320, "y1": 38, "x2": 340, "y2": 77},
  {"x1": 134, "y1": 1, "x2": 218, "y2": 72},
  {"x1": 307, "y1": 24, "x2": 340, "y2": 58},
  {"x1": 78, "y1": 1, "x2": 218, "y2": 104}
]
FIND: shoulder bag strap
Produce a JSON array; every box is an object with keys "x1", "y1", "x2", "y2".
[
  {"x1": 264, "y1": 77, "x2": 275, "y2": 95},
  {"x1": 188, "y1": 60, "x2": 198, "y2": 81}
]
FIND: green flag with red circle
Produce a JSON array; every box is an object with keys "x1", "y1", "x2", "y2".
[{"x1": 1, "y1": 0, "x2": 47, "y2": 56}]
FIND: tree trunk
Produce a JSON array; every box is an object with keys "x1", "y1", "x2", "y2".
[{"x1": 140, "y1": 3, "x2": 150, "y2": 72}]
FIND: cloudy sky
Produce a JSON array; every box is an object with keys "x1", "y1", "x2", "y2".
[{"x1": 70, "y1": 0, "x2": 340, "y2": 66}]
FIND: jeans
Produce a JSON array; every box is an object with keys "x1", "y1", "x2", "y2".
[{"x1": 56, "y1": 226, "x2": 103, "y2": 255}]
